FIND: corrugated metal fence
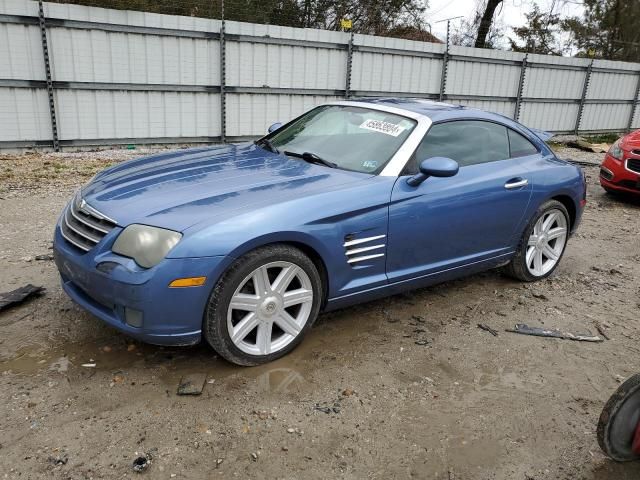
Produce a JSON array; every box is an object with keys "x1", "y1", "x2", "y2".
[{"x1": 1, "y1": 0, "x2": 640, "y2": 151}]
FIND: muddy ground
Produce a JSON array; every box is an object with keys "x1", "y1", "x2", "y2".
[{"x1": 0, "y1": 146, "x2": 639, "y2": 480}]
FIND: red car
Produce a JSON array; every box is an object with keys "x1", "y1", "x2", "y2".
[{"x1": 600, "y1": 129, "x2": 640, "y2": 195}]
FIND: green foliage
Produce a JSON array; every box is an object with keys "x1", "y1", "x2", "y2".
[
  {"x1": 562, "y1": 0, "x2": 640, "y2": 62},
  {"x1": 509, "y1": 3, "x2": 563, "y2": 55},
  {"x1": 52, "y1": 0, "x2": 433, "y2": 38}
]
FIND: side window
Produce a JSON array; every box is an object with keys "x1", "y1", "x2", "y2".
[
  {"x1": 408, "y1": 120, "x2": 510, "y2": 173},
  {"x1": 508, "y1": 129, "x2": 539, "y2": 158}
]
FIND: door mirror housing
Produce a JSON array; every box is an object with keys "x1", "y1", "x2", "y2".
[
  {"x1": 267, "y1": 122, "x2": 283, "y2": 133},
  {"x1": 407, "y1": 157, "x2": 459, "y2": 186}
]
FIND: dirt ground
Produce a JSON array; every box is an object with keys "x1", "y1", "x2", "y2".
[{"x1": 1, "y1": 146, "x2": 639, "y2": 480}]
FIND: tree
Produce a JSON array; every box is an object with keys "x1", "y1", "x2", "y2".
[
  {"x1": 53, "y1": 0, "x2": 433, "y2": 40},
  {"x1": 562, "y1": 0, "x2": 640, "y2": 62},
  {"x1": 509, "y1": 3, "x2": 563, "y2": 55},
  {"x1": 474, "y1": 0, "x2": 503, "y2": 48},
  {"x1": 450, "y1": 0, "x2": 504, "y2": 49}
]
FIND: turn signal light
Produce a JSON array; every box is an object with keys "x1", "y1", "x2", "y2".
[{"x1": 168, "y1": 276, "x2": 207, "y2": 288}]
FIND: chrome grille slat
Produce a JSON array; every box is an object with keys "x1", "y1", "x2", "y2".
[
  {"x1": 345, "y1": 244, "x2": 385, "y2": 256},
  {"x1": 64, "y1": 208, "x2": 101, "y2": 244},
  {"x1": 69, "y1": 206, "x2": 111, "y2": 234},
  {"x1": 60, "y1": 196, "x2": 117, "y2": 253},
  {"x1": 347, "y1": 253, "x2": 385, "y2": 264}
]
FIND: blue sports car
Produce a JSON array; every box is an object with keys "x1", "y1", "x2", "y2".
[{"x1": 54, "y1": 98, "x2": 586, "y2": 365}]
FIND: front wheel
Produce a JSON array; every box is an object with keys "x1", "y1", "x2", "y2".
[
  {"x1": 203, "y1": 245, "x2": 322, "y2": 366},
  {"x1": 505, "y1": 200, "x2": 570, "y2": 282}
]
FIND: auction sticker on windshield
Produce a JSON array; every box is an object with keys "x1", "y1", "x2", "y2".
[{"x1": 359, "y1": 119, "x2": 405, "y2": 137}]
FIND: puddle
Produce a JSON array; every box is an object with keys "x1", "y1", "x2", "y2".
[{"x1": 0, "y1": 302, "x2": 387, "y2": 397}]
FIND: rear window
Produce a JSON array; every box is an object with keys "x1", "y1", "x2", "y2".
[{"x1": 508, "y1": 129, "x2": 539, "y2": 157}]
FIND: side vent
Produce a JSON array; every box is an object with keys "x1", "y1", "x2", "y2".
[{"x1": 343, "y1": 234, "x2": 386, "y2": 264}]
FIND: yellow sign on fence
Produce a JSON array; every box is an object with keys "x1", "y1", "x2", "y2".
[{"x1": 340, "y1": 18, "x2": 352, "y2": 30}]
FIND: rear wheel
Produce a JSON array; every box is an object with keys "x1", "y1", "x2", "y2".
[
  {"x1": 597, "y1": 374, "x2": 640, "y2": 462},
  {"x1": 203, "y1": 244, "x2": 322, "y2": 366},
  {"x1": 505, "y1": 200, "x2": 569, "y2": 282}
]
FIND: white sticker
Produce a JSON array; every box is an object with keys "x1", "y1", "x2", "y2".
[
  {"x1": 359, "y1": 119, "x2": 405, "y2": 137},
  {"x1": 362, "y1": 160, "x2": 378, "y2": 169}
]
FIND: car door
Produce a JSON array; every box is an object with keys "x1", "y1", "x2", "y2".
[{"x1": 386, "y1": 120, "x2": 534, "y2": 283}]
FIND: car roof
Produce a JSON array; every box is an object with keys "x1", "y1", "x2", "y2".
[{"x1": 350, "y1": 97, "x2": 510, "y2": 124}]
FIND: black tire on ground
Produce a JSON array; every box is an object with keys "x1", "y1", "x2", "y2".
[
  {"x1": 203, "y1": 244, "x2": 322, "y2": 366},
  {"x1": 504, "y1": 199, "x2": 570, "y2": 282},
  {"x1": 597, "y1": 374, "x2": 640, "y2": 462}
]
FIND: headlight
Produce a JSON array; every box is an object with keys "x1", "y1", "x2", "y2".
[
  {"x1": 608, "y1": 140, "x2": 623, "y2": 160},
  {"x1": 112, "y1": 224, "x2": 182, "y2": 268}
]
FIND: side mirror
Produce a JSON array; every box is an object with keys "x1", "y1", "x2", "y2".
[
  {"x1": 268, "y1": 122, "x2": 283, "y2": 133},
  {"x1": 407, "y1": 157, "x2": 459, "y2": 187}
]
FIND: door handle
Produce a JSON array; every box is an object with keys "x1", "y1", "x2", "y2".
[{"x1": 505, "y1": 178, "x2": 528, "y2": 189}]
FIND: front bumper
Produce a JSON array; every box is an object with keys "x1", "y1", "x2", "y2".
[
  {"x1": 600, "y1": 154, "x2": 640, "y2": 195},
  {"x1": 54, "y1": 224, "x2": 231, "y2": 346}
]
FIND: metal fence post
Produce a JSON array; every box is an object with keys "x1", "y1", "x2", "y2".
[
  {"x1": 344, "y1": 31, "x2": 354, "y2": 99},
  {"x1": 627, "y1": 70, "x2": 640, "y2": 132},
  {"x1": 219, "y1": 0, "x2": 226, "y2": 143},
  {"x1": 514, "y1": 54, "x2": 528, "y2": 121},
  {"x1": 574, "y1": 59, "x2": 593, "y2": 135},
  {"x1": 37, "y1": 0, "x2": 59, "y2": 151},
  {"x1": 438, "y1": 20, "x2": 450, "y2": 102}
]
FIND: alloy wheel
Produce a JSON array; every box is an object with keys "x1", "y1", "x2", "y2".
[
  {"x1": 525, "y1": 208, "x2": 568, "y2": 277},
  {"x1": 227, "y1": 261, "x2": 314, "y2": 356}
]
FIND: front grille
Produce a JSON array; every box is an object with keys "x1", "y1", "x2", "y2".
[
  {"x1": 60, "y1": 196, "x2": 117, "y2": 252},
  {"x1": 626, "y1": 158, "x2": 640, "y2": 174}
]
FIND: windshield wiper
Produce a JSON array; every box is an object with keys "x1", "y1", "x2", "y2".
[
  {"x1": 283, "y1": 151, "x2": 337, "y2": 169},
  {"x1": 254, "y1": 138, "x2": 279, "y2": 154}
]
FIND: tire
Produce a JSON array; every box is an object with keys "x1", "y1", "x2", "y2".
[
  {"x1": 597, "y1": 374, "x2": 640, "y2": 462},
  {"x1": 504, "y1": 200, "x2": 570, "y2": 282},
  {"x1": 203, "y1": 244, "x2": 322, "y2": 366}
]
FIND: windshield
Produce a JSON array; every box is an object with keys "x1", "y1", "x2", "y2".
[{"x1": 266, "y1": 105, "x2": 417, "y2": 174}]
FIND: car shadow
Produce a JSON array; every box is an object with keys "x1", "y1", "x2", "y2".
[
  {"x1": 587, "y1": 460, "x2": 640, "y2": 480},
  {"x1": 601, "y1": 190, "x2": 640, "y2": 208}
]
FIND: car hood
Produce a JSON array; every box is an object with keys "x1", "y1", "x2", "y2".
[
  {"x1": 622, "y1": 130, "x2": 640, "y2": 151},
  {"x1": 81, "y1": 143, "x2": 368, "y2": 232}
]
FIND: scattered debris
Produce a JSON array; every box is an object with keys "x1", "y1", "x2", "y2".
[
  {"x1": 506, "y1": 324, "x2": 603, "y2": 343},
  {"x1": 567, "y1": 138, "x2": 610, "y2": 154},
  {"x1": 250, "y1": 452, "x2": 258, "y2": 461},
  {"x1": 177, "y1": 373, "x2": 207, "y2": 395},
  {"x1": 531, "y1": 292, "x2": 549, "y2": 301},
  {"x1": 594, "y1": 322, "x2": 610, "y2": 340},
  {"x1": 35, "y1": 254, "x2": 54, "y2": 261},
  {"x1": 132, "y1": 455, "x2": 149, "y2": 473},
  {"x1": 342, "y1": 388, "x2": 355, "y2": 396},
  {"x1": 314, "y1": 402, "x2": 341, "y2": 414},
  {"x1": 415, "y1": 340, "x2": 429, "y2": 346},
  {"x1": 477, "y1": 323, "x2": 499, "y2": 337},
  {"x1": 0, "y1": 284, "x2": 45, "y2": 312},
  {"x1": 48, "y1": 455, "x2": 68, "y2": 466},
  {"x1": 81, "y1": 363, "x2": 96, "y2": 368}
]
